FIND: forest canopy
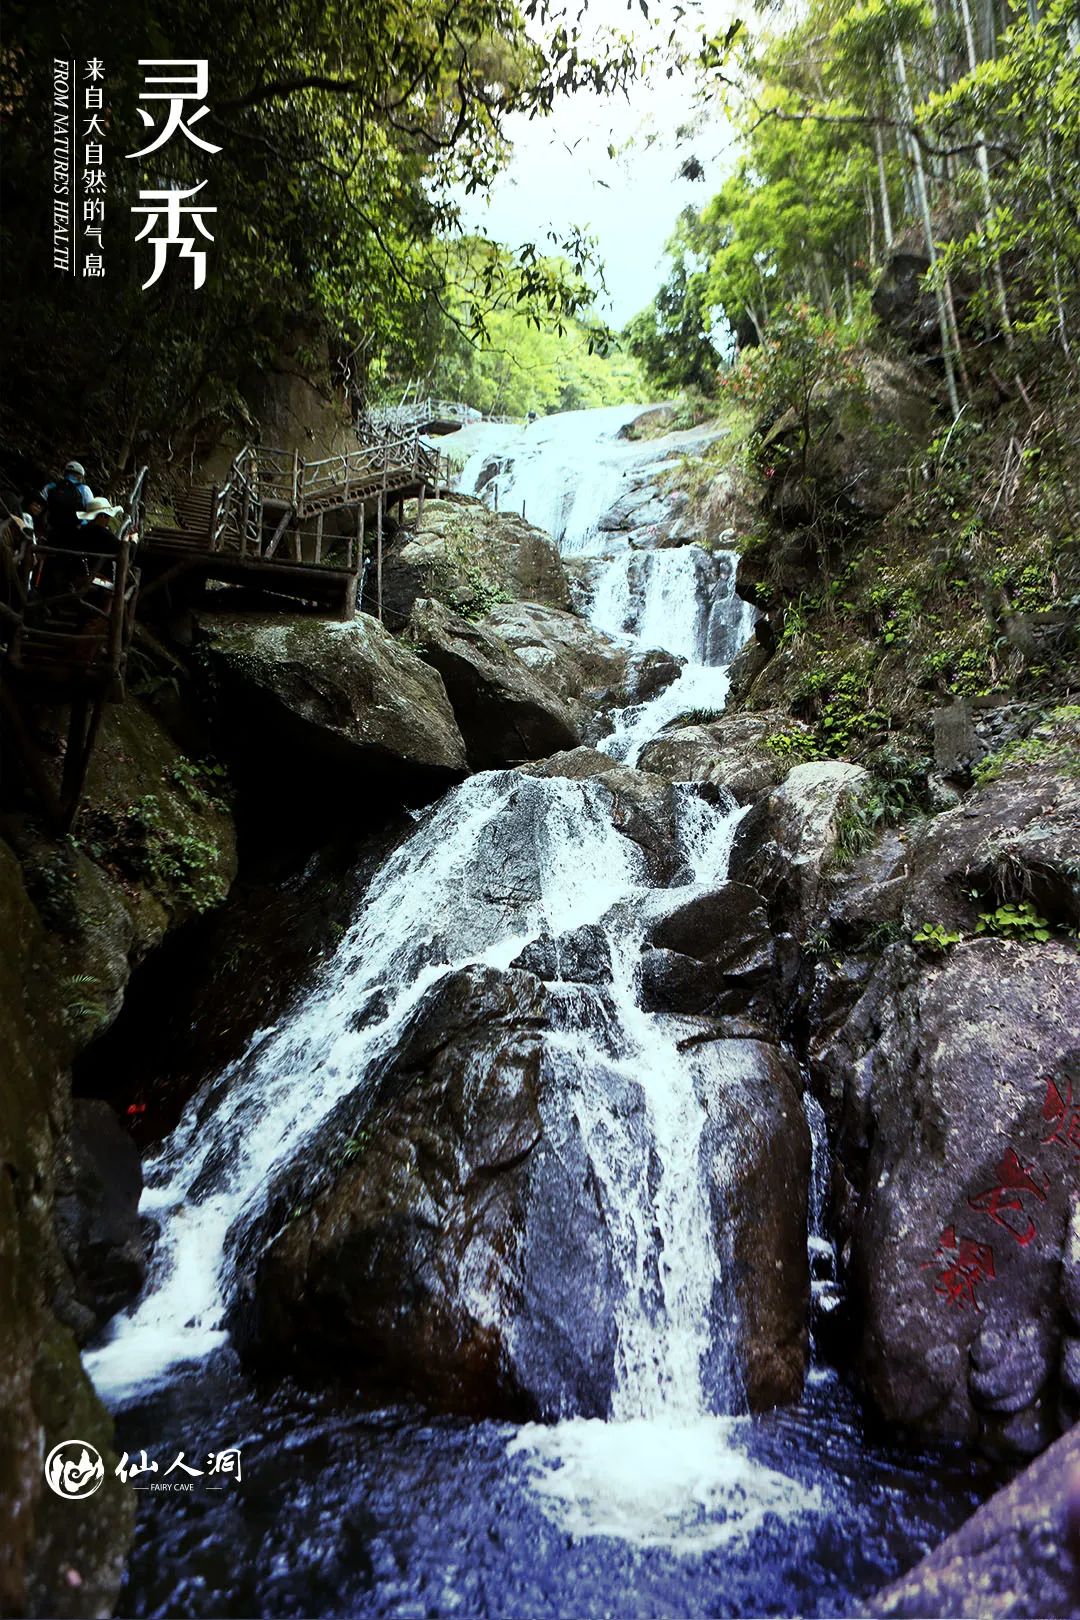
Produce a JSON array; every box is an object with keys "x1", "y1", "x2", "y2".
[
  {"x1": 626, "y1": 0, "x2": 1080, "y2": 405},
  {"x1": 1, "y1": 0, "x2": 642, "y2": 475}
]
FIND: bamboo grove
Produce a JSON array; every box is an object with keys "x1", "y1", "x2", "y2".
[{"x1": 628, "y1": 0, "x2": 1080, "y2": 404}]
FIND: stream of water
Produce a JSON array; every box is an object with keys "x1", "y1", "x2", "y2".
[{"x1": 85, "y1": 403, "x2": 990, "y2": 1618}]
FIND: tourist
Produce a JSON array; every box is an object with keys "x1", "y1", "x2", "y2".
[{"x1": 40, "y1": 460, "x2": 94, "y2": 551}]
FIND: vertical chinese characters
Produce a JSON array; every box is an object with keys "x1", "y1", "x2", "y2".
[
  {"x1": 82, "y1": 60, "x2": 106, "y2": 277},
  {"x1": 128, "y1": 61, "x2": 220, "y2": 290}
]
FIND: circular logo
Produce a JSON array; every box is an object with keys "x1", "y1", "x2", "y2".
[{"x1": 44, "y1": 1441, "x2": 105, "y2": 1500}]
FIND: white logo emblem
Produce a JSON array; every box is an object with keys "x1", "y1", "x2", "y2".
[{"x1": 44, "y1": 1441, "x2": 105, "y2": 1500}]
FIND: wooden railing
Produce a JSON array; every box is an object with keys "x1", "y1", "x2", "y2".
[
  {"x1": 366, "y1": 397, "x2": 514, "y2": 432},
  {"x1": 200, "y1": 433, "x2": 442, "y2": 575},
  {"x1": 211, "y1": 445, "x2": 262, "y2": 554},
  {"x1": 120, "y1": 464, "x2": 148, "y2": 544}
]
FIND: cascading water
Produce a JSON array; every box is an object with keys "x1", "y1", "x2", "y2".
[
  {"x1": 457, "y1": 404, "x2": 758, "y2": 766},
  {"x1": 91, "y1": 404, "x2": 989, "y2": 1620}
]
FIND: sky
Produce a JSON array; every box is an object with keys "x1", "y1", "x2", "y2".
[{"x1": 457, "y1": 1, "x2": 736, "y2": 328}]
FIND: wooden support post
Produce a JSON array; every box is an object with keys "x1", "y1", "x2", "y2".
[
  {"x1": 107, "y1": 543, "x2": 131, "y2": 678},
  {"x1": 291, "y1": 449, "x2": 300, "y2": 508},
  {"x1": 376, "y1": 494, "x2": 383, "y2": 622},
  {"x1": 417, "y1": 482, "x2": 426, "y2": 530},
  {"x1": 240, "y1": 490, "x2": 250, "y2": 557},
  {"x1": 357, "y1": 503, "x2": 364, "y2": 580},
  {"x1": 314, "y1": 512, "x2": 324, "y2": 564}
]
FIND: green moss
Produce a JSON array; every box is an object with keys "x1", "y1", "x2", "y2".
[{"x1": 973, "y1": 709, "x2": 1080, "y2": 785}]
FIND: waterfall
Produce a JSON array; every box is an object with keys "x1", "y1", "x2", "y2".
[
  {"x1": 457, "y1": 403, "x2": 758, "y2": 765},
  {"x1": 88, "y1": 404, "x2": 821, "y2": 1557}
]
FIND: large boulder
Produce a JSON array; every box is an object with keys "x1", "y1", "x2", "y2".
[
  {"x1": 868, "y1": 1419, "x2": 1080, "y2": 1618},
  {"x1": 484, "y1": 599, "x2": 682, "y2": 739},
  {"x1": 730, "y1": 760, "x2": 870, "y2": 930},
  {"x1": 814, "y1": 937, "x2": 1080, "y2": 1454},
  {"x1": 193, "y1": 611, "x2": 468, "y2": 804},
  {"x1": 691, "y1": 1038, "x2": 810, "y2": 1407},
  {"x1": 898, "y1": 724, "x2": 1080, "y2": 936},
  {"x1": 235, "y1": 964, "x2": 627, "y2": 1419},
  {"x1": 234, "y1": 962, "x2": 810, "y2": 1419},
  {"x1": 637, "y1": 883, "x2": 791, "y2": 1032},
  {"x1": 374, "y1": 497, "x2": 572, "y2": 627},
  {"x1": 638, "y1": 711, "x2": 796, "y2": 804},
  {"x1": 52, "y1": 1100, "x2": 146, "y2": 1339},
  {"x1": 10, "y1": 699, "x2": 238, "y2": 1052},
  {"x1": 406, "y1": 598, "x2": 580, "y2": 768}
]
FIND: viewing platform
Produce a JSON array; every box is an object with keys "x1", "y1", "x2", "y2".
[{"x1": 140, "y1": 433, "x2": 445, "y2": 620}]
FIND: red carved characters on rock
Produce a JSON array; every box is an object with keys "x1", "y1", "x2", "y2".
[
  {"x1": 1041, "y1": 1075, "x2": 1080, "y2": 1161},
  {"x1": 924, "y1": 1225, "x2": 997, "y2": 1310},
  {"x1": 967, "y1": 1146, "x2": 1048, "y2": 1246}
]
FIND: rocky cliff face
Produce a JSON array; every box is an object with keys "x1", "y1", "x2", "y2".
[{"x1": 0, "y1": 683, "x2": 249, "y2": 1614}]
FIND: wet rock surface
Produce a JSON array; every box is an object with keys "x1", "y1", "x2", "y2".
[
  {"x1": 406, "y1": 597, "x2": 580, "y2": 767},
  {"x1": 53, "y1": 1099, "x2": 146, "y2": 1340},
  {"x1": 235, "y1": 964, "x2": 626, "y2": 1419},
  {"x1": 638, "y1": 883, "x2": 787, "y2": 1029},
  {"x1": 638, "y1": 711, "x2": 797, "y2": 804},
  {"x1": 869, "y1": 1419, "x2": 1080, "y2": 1618},
  {"x1": 814, "y1": 938, "x2": 1080, "y2": 1452},
  {"x1": 376, "y1": 497, "x2": 572, "y2": 627},
  {"x1": 0, "y1": 846, "x2": 134, "y2": 1620},
  {"x1": 193, "y1": 610, "x2": 469, "y2": 801},
  {"x1": 483, "y1": 599, "x2": 682, "y2": 739},
  {"x1": 691, "y1": 1038, "x2": 811, "y2": 1408},
  {"x1": 730, "y1": 760, "x2": 871, "y2": 929}
]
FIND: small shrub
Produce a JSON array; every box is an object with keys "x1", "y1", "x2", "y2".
[
  {"x1": 975, "y1": 901, "x2": 1052, "y2": 942},
  {"x1": 912, "y1": 922, "x2": 962, "y2": 952}
]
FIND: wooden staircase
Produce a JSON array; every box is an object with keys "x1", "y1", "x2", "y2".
[{"x1": 140, "y1": 431, "x2": 444, "y2": 620}]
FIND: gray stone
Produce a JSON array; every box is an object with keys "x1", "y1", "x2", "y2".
[
  {"x1": 730, "y1": 760, "x2": 871, "y2": 930},
  {"x1": 814, "y1": 938, "x2": 1080, "y2": 1448},
  {"x1": 194, "y1": 611, "x2": 469, "y2": 797},
  {"x1": 637, "y1": 711, "x2": 795, "y2": 805},
  {"x1": 53, "y1": 1100, "x2": 146, "y2": 1339},
  {"x1": 406, "y1": 598, "x2": 580, "y2": 768},
  {"x1": 868, "y1": 1420, "x2": 1080, "y2": 1618}
]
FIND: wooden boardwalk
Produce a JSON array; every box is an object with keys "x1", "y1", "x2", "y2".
[
  {"x1": 1, "y1": 469, "x2": 144, "y2": 831},
  {"x1": 2, "y1": 425, "x2": 446, "y2": 829},
  {"x1": 140, "y1": 433, "x2": 444, "y2": 619},
  {"x1": 366, "y1": 396, "x2": 514, "y2": 436}
]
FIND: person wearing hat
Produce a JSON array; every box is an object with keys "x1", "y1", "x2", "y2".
[
  {"x1": 40, "y1": 460, "x2": 94, "y2": 549},
  {"x1": 79, "y1": 495, "x2": 135, "y2": 571}
]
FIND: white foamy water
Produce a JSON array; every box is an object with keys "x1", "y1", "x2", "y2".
[
  {"x1": 90, "y1": 403, "x2": 820, "y2": 1557},
  {"x1": 508, "y1": 1416, "x2": 821, "y2": 1553},
  {"x1": 88, "y1": 773, "x2": 645, "y2": 1399},
  {"x1": 458, "y1": 406, "x2": 757, "y2": 764}
]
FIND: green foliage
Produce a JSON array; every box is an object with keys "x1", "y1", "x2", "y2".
[
  {"x1": 3, "y1": 0, "x2": 641, "y2": 471},
  {"x1": 973, "y1": 710, "x2": 1080, "y2": 785},
  {"x1": 79, "y1": 794, "x2": 227, "y2": 915},
  {"x1": 975, "y1": 901, "x2": 1052, "y2": 942},
  {"x1": 168, "y1": 756, "x2": 232, "y2": 810},
  {"x1": 62, "y1": 973, "x2": 109, "y2": 1023},
  {"x1": 912, "y1": 922, "x2": 962, "y2": 951},
  {"x1": 765, "y1": 727, "x2": 822, "y2": 763},
  {"x1": 440, "y1": 515, "x2": 511, "y2": 620},
  {"x1": 665, "y1": 707, "x2": 726, "y2": 729},
  {"x1": 426, "y1": 248, "x2": 646, "y2": 417}
]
